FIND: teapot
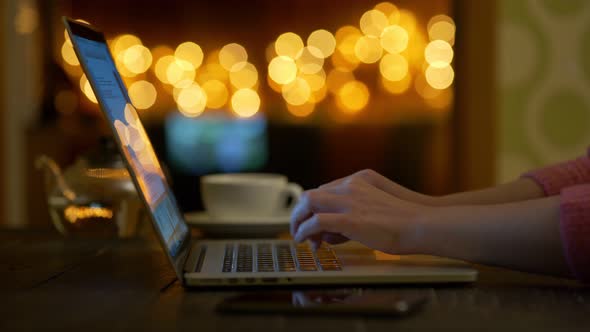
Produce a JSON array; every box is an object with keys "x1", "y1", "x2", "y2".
[{"x1": 36, "y1": 137, "x2": 145, "y2": 238}]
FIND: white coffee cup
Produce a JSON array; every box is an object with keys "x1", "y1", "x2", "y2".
[{"x1": 201, "y1": 173, "x2": 303, "y2": 220}]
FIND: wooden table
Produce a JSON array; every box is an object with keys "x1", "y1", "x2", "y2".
[{"x1": 1, "y1": 230, "x2": 589, "y2": 331}]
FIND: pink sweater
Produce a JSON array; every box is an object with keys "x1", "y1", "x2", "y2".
[{"x1": 523, "y1": 148, "x2": 590, "y2": 282}]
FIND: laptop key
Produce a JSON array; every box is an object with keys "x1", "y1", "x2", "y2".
[{"x1": 236, "y1": 244, "x2": 253, "y2": 272}]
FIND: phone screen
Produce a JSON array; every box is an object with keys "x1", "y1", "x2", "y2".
[{"x1": 216, "y1": 289, "x2": 428, "y2": 316}]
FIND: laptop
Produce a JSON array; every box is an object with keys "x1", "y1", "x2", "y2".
[{"x1": 64, "y1": 18, "x2": 477, "y2": 287}]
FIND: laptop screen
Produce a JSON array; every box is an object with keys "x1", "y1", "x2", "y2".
[{"x1": 67, "y1": 22, "x2": 189, "y2": 257}]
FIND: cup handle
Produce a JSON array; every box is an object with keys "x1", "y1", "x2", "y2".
[{"x1": 282, "y1": 182, "x2": 303, "y2": 213}]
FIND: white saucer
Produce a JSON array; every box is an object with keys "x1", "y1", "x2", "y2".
[{"x1": 184, "y1": 211, "x2": 290, "y2": 238}]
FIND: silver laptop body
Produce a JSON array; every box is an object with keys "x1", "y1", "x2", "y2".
[{"x1": 64, "y1": 18, "x2": 477, "y2": 288}]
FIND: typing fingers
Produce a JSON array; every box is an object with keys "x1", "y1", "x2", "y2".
[
  {"x1": 290, "y1": 190, "x2": 340, "y2": 236},
  {"x1": 294, "y1": 213, "x2": 349, "y2": 243}
]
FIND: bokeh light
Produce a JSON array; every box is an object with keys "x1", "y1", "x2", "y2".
[
  {"x1": 425, "y1": 64, "x2": 454, "y2": 89},
  {"x1": 398, "y1": 9, "x2": 417, "y2": 35},
  {"x1": 231, "y1": 88, "x2": 260, "y2": 117},
  {"x1": 424, "y1": 40, "x2": 454, "y2": 67},
  {"x1": 175, "y1": 42, "x2": 204, "y2": 69},
  {"x1": 202, "y1": 80, "x2": 229, "y2": 109},
  {"x1": 155, "y1": 55, "x2": 176, "y2": 84},
  {"x1": 128, "y1": 80, "x2": 157, "y2": 109},
  {"x1": 177, "y1": 83, "x2": 207, "y2": 117},
  {"x1": 287, "y1": 102, "x2": 315, "y2": 118},
  {"x1": 374, "y1": 2, "x2": 400, "y2": 24},
  {"x1": 380, "y1": 25, "x2": 408, "y2": 54},
  {"x1": 354, "y1": 35, "x2": 383, "y2": 64},
  {"x1": 326, "y1": 67, "x2": 355, "y2": 94},
  {"x1": 298, "y1": 69, "x2": 326, "y2": 92},
  {"x1": 61, "y1": 41, "x2": 79, "y2": 66},
  {"x1": 197, "y1": 63, "x2": 229, "y2": 84},
  {"x1": 166, "y1": 59, "x2": 196, "y2": 88},
  {"x1": 268, "y1": 56, "x2": 297, "y2": 85},
  {"x1": 307, "y1": 29, "x2": 336, "y2": 58},
  {"x1": 427, "y1": 14, "x2": 456, "y2": 45},
  {"x1": 309, "y1": 84, "x2": 328, "y2": 103},
  {"x1": 79, "y1": 75, "x2": 97, "y2": 103},
  {"x1": 379, "y1": 53, "x2": 408, "y2": 81},
  {"x1": 295, "y1": 46, "x2": 324, "y2": 74},
  {"x1": 334, "y1": 26, "x2": 362, "y2": 69},
  {"x1": 381, "y1": 72, "x2": 411, "y2": 94},
  {"x1": 112, "y1": 34, "x2": 142, "y2": 58},
  {"x1": 275, "y1": 32, "x2": 304, "y2": 59},
  {"x1": 219, "y1": 43, "x2": 248, "y2": 71},
  {"x1": 282, "y1": 78, "x2": 311, "y2": 106},
  {"x1": 336, "y1": 80, "x2": 369, "y2": 113},
  {"x1": 229, "y1": 62, "x2": 258, "y2": 89},
  {"x1": 359, "y1": 9, "x2": 389, "y2": 37},
  {"x1": 123, "y1": 45, "x2": 152, "y2": 74}
]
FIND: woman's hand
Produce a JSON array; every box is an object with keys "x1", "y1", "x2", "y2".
[
  {"x1": 319, "y1": 169, "x2": 437, "y2": 206},
  {"x1": 290, "y1": 174, "x2": 433, "y2": 254}
]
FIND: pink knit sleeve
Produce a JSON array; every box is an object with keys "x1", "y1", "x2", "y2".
[
  {"x1": 522, "y1": 148, "x2": 590, "y2": 195},
  {"x1": 560, "y1": 184, "x2": 590, "y2": 282}
]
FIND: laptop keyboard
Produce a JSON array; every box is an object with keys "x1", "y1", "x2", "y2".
[{"x1": 222, "y1": 242, "x2": 342, "y2": 273}]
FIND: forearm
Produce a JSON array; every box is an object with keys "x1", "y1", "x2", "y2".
[
  {"x1": 416, "y1": 196, "x2": 571, "y2": 277},
  {"x1": 433, "y1": 178, "x2": 545, "y2": 206}
]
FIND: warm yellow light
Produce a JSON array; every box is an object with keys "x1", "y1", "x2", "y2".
[
  {"x1": 219, "y1": 43, "x2": 248, "y2": 71},
  {"x1": 79, "y1": 75, "x2": 97, "y2": 104},
  {"x1": 425, "y1": 87, "x2": 454, "y2": 110},
  {"x1": 123, "y1": 45, "x2": 152, "y2": 74},
  {"x1": 151, "y1": 45, "x2": 174, "y2": 62},
  {"x1": 128, "y1": 80, "x2": 157, "y2": 110},
  {"x1": 380, "y1": 25, "x2": 408, "y2": 54},
  {"x1": 155, "y1": 55, "x2": 176, "y2": 84},
  {"x1": 360, "y1": 9, "x2": 389, "y2": 37},
  {"x1": 424, "y1": 40, "x2": 454, "y2": 67},
  {"x1": 381, "y1": 72, "x2": 411, "y2": 94},
  {"x1": 267, "y1": 74, "x2": 283, "y2": 93},
  {"x1": 231, "y1": 89, "x2": 260, "y2": 118},
  {"x1": 398, "y1": 9, "x2": 417, "y2": 35},
  {"x1": 275, "y1": 32, "x2": 304, "y2": 59},
  {"x1": 177, "y1": 83, "x2": 207, "y2": 117},
  {"x1": 326, "y1": 67, "x2": 355, "y2": 94},
  {"x1": 374, "y1": 2, "x2": 400, "y2": 24},
  {"x1": 331, "y1": 51, "x2": 359, "y2": 71},
  {"x1": 425, "y1": 64, "x2": 454, "y2": 89},
  {"x1": 287, "y1": 102, "x2": 315, "y2": 118},
  {"x1": 415, "y1": 74, "x2": 442, "y2": 100},
  {"x1": 112, "y1": 34, "x2": 142, "y2": 58},
  {"x1": 175, "y1": 42, "x2": 204, "y2": 70},
  {"x1": 282, "y1": 78, "x2": 311, "y2": 106},
  {"x1": 336, "y1": 81, "x2": 369, "y2": 114},
  {"x1": 298, "y1": 69, "x2": 326, "y2": 92},
  {"x1": 229, "y1": 62, "x2": 258, "y2": 89},
  {"x1": 428, "y1": 15, "x2": 456, "y2": 45},
  {"x1": 201, "y1": 80, "x2": 229, "y2": 109},
  {"x1": 307, "y1": 29, "x2": 336, "y2": 58},
  {"x1": 61, "y1": 41, "x2": 79, "y2": 66},
  {"x1": 295, "y1": 46, "x2": 324, "y2": 74},
  {"x1": 197, "y1": 63, "x2": 229, "y2": 84},
  {"x1": 354, "y1": 35, "x2": 383, "y2": 64},
  {"x1": 309, "y1": 84, "x2": 328, "y2": 103},
  {"x1": 268, "y1": 56, "x2": 297, "y2": 85},
  {"x1": 379, "y1": 53, "x2": 408, "y2": 81},
  {"x1": 335, "y1": 26, "x2": 362, "y2": 67},
  {"x1": 166, "y1": 59, "x2": 196, "y2": 88},
  {"x1": 64, "y1": 205, "x2": 113, "y2": 224}
]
